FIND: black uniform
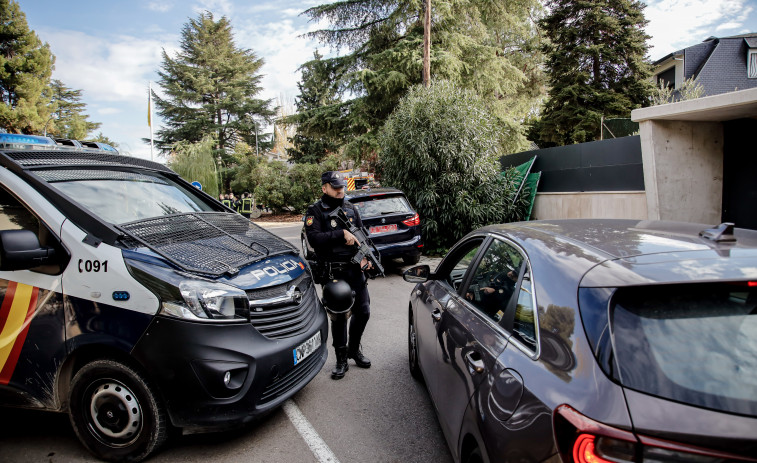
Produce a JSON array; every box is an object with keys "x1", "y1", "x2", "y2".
[{"x1": 304, "y1": 195, "x2": 371, "y2": 350}]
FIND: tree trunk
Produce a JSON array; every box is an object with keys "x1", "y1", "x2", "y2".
[{"x1": 423, "y1": 0, "x2": 431, "y2": 87}]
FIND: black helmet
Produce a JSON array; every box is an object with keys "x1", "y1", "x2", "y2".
[{"x1": 322, "y1": 279, "x2": 354, "y2": 320}]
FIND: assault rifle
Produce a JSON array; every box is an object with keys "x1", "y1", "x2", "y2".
[{"x1": 330, "y1": 207, "x2": 385, "y2": 279}]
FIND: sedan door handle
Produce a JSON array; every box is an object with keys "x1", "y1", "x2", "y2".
[
  {"x1": 464, "y1": 351, "x2": 485, "y2": 374},
  {"x1": 431, "y1": 309, "x2": 441, "y2": 323}
]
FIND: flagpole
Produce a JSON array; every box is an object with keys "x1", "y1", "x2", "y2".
[{"x1": 149, "y1": 81, "x2": 154, "y2": 161}]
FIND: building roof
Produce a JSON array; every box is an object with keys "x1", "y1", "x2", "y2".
[{"x1": 653, "y1": 33, "x2": 757, "y2": 96}]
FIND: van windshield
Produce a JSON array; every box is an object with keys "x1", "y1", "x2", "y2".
[{"x1": 40, "y1": 169, "x2": 214, "y2": 224}]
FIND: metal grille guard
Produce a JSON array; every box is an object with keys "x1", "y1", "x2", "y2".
[{"x1": 117, "y1": 212, "x2": 297, "y2": 277}]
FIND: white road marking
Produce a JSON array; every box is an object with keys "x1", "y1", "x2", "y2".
[{"x1": 283, "y1": 399, "x2": 341, "y2": 463}]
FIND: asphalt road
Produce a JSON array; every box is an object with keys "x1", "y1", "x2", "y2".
[{"x1": 0, "y1": 223, "x2": 452, "y2": 463}]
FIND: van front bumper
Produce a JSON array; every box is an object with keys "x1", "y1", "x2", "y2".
[{"x1": 131, "y1": 310, "x2": 328, "y2": 428}]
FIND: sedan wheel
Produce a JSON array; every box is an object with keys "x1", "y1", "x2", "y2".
[{"x1": 408, "y1": 309, "x2": 423, "y2": 381}]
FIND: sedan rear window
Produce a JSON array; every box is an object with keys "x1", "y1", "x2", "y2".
[
  {"x1": 611, "y1": 283, "x2": 757, "y2": 416},
  {"x1": 351, "y1": 196, "x2": 411, "y2": 218}
]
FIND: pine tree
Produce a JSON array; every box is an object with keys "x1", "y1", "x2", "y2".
[
  {"x1": 299, "y1": 0, "x2": 544, "y2": 159},
  {"x1": 287, "y1": 50, "x2": 340, "y2": 164},
  {"x1": 0, "y1": 0, "x2": 55, "y2": 134},
  {"x1": 153, "y1": 12, "x2": 275, "y2": 164},
  {"x1": 531, "y1": 0, "x2": 653, "y2": 147},
  {"x1": 47, "y1": 79, "x2": 101, "y2": 139}
]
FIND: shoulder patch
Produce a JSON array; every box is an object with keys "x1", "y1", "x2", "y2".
[{"x1": 305, "y1": 216, "x2": 314, "y2": 226}]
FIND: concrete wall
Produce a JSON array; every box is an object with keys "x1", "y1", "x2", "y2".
[
  {"x1": 532, "y1": 191, "x2": 647, "y2": 221},
  {"x1": 638, "y1": 120, "x2": 724, "y2": 224}
]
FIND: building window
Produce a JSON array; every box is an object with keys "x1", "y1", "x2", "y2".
[{"x1": 749, "y1": 49, "x2": 757, "y2": 79}]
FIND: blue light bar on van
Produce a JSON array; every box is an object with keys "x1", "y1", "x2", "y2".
[{"x1": 0, "y1": 133, "x2": 56, "y2": 145}]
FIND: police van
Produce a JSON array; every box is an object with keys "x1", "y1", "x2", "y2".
[{"x1": 0, "y1": 138, "x2": 328, "y2": 462}]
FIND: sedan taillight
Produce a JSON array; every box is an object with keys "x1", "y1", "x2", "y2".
[
  {"x1": 402, "y1": 213, "x2": 420, "y2": 227},
  {"x1": 554, "y1": 405, "x2": 756, "y2": 463}
]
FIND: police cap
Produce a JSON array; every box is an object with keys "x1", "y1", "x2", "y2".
[{"x1": 321, "y1": 171, "x2": 346, "y2": 188}]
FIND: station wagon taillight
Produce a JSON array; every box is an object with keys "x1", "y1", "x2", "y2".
[
  {"x1": 554, "y1": 405, "x2": 755, "y2": 463},
  {"x1": 402, "y1": 213, "x2": 420, "y2": 226}
]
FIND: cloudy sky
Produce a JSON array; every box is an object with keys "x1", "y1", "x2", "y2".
[{"x1": 18, "y1": 0, "x2": 757, "y2": 161}]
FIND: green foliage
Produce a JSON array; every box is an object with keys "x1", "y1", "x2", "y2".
[
  {"x1": 287, "y1": 51, "x2": 340, "y2": 164},
  {"x1": 254, "y1": 161, "x2": 291, "y2": 213},
  {"x1": 299, "y1": 0, "x2": 545, "y2": 160},
  {"x1": 47, "y1": 79, "x2": 101, "y2": 139},
  {"x1": 168, "y1": 135, "x2": 220, "y2": 198},
  {"x1": 529, "y1": 0, "x2": 653, "y2": 147},
  {"x1": 229, "y1": 142, "x2": 260, "y2": 194},
  {"x1": 650, "y1": 76, "x2": 705, "y2": 106},
  {"x1": 245, "y1": 157, "x2": 341, "y2": 214},
  {"x1": 379, "y1": 81, "x2": 528, "y2": 253},
  {"x1": 0, "y1": 0, "x2": 55, "y2": 134},
  {"x1": 153, "y1": 11, "x2": 275, "y2": 171},
  {"x1": 288, "y1": 163, "x2": 325, "y2": 213}
]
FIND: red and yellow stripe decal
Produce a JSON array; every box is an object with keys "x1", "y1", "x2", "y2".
[{"x1": 0, "y1": 281, "x2": 39, "y2": 385}]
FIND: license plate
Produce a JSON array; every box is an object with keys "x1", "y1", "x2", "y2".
[
  {"x1": 293, "y1": 331, "x2": 321, "y2": 365},
  {"x1": 370, "y1": 224, "x2": 397, "y2": 234}
]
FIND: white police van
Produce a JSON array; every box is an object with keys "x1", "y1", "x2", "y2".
[{"x1": 0, "y1": 136, "x2": 328, "y2": 462}]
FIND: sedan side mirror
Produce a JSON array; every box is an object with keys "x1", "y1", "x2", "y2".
[
  {"x1": 403, "y1": 265, "x2": 431, "y2": 283},
  {"x1": 0, "y1": 229, "x2": 57, "y2": 271}
]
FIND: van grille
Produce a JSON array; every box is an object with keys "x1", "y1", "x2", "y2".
[
  {"x1": 258, "y1": 343, "x2": 324, "y2": 405},
  {"x1": 246, "y1": 272, "x2": 318, "y2": 339},
  {"x1": 117, "y1": 212, "x2": 296, "y2": 277}
]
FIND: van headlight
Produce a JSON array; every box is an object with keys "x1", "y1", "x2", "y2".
[{"x1": 161, "y1": 280, "x2": 249, "y2": 322}]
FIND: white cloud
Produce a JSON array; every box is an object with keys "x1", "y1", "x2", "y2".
[
  {"x1": 97, "y1": 107, "x2": 121, "y2": 115},
  {"x1": 147, "y1": 1, "x2": 174, "y2": 13},
  {"x1": 644, "y1": 0, "x2": 752, "y2": 59},
  {"x1": 41, "y1": 29, "x2": 167, "y2": 103},
  {"x1": 193, "y1": 0, "x2": 233, "y2": 16}
]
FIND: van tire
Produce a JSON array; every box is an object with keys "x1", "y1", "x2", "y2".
[{"x1": 68, "y1": 359, "x2": 167, "y2": 463}]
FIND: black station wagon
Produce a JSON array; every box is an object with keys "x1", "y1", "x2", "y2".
[
  {"x1": 404, "y1": 219, "x2": 757, "y2": 463},
  {"x1": 302, "y1": 187, "x2": 423, "y2": 265}
]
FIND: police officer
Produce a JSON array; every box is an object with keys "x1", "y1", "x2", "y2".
[{"x1": 305, "y1": 171, "x2": 373, "y2": 380}]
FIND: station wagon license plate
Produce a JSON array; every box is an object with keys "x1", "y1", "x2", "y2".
[
  {"x1": 293, "y1": 331, "x2": 321, "y2": 365},
  {"x1": 370, "y1": 224, "x2": 397, "y2": 234}
]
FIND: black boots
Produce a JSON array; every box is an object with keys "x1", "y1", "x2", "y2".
[
  {"x1": 331, "y1": 346, "x2": 349, "y2": 380},
  {"x1": 348, "y1": 344, "x2": 371, "y2": 368}
]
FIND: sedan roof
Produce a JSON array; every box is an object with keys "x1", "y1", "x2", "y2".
[
  {"x1": 346, "y1": 187, "x2": 403, "y2": 200},
  {"x1": 479, "y1": 219, "x2": 757, "y2": 287}
]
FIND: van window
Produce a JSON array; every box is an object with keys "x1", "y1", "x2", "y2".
[
  {"x1": 39, "y1": 170, "x2": 214, "y2": 225},
  {"x1": 0, "y1": 188, "x2": 39, "y2": 233},
  {"x1": 0, "y1": 187, "x2": 66, "y2": 274}
]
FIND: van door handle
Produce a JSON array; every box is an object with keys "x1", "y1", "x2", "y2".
[
  {"x1": 431, "y1": 309, "x2": 441, "y2": 323},
  {"x1": 464, "y1": 351, "x2": 485, "y2": 374}
]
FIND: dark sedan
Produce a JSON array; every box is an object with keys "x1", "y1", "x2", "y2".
[{"x1": 404, "y1": 219, "x2": 757, "y2": 463}]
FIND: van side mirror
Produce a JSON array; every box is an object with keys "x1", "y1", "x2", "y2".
[
  {"x1": 403, "y1": 265, "x2": 431, "y2": 283},
  {"x1": 0, "y1": 229, "x2": 57, "y2": 271}
]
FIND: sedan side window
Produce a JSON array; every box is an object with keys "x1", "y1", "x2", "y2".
[
  {"x1": 464, "y1": 239, "x2": 523, "y2": 324},
  {"x1": 512, "y1": 271, "x2": 537, "y2": 351},
  {"x1": 440, "y1": 240, "x2": 483, "y2": 292}
]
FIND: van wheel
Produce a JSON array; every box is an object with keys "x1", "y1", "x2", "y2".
[{"x1": 69, "y1": 359, "x2": 167, "y2": 463}]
